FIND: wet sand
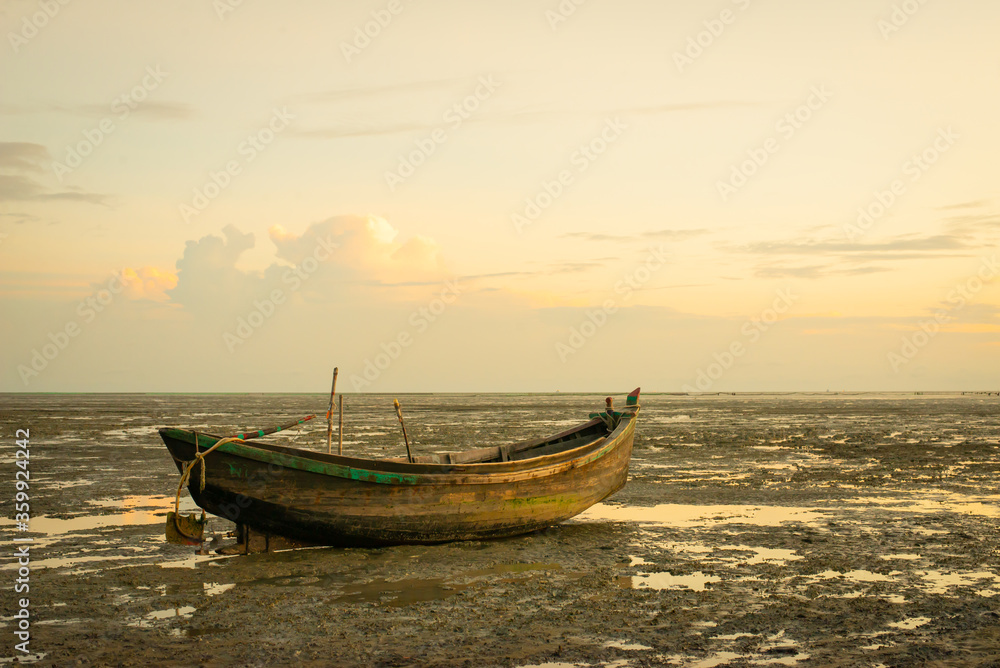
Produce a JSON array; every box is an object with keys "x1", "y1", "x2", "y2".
[{"x1": 2, "y1": 392, "x2": 999, "y2": 667}]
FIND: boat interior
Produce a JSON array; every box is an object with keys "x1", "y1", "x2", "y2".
[{"x1": 382, "y1": 417, "x2": 612, "y2": 465}]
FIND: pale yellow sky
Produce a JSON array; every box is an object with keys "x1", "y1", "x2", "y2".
[{"x1": 1, "y1": 0, "x2": 998, "y2": 392}]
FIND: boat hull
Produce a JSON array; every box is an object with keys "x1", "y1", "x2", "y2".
[{"x1": 160, "y1": 408, "x2": 636, "y2": 547}]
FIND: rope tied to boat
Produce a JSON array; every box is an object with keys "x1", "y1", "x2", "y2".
[
  {"x1": 171, "y1": 434, "x2": 244, "y2": 540},
  {"x1": 168, "y1": 415, "x2": 316, "y2": 543},
  {"x1": 174, "y1": 435, "x2": 243, "y2": 514}
]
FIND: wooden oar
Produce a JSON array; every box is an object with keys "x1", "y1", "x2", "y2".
[
  {"x1": 393, "y1": 398, "x2": 413, "y2": 463},
  {"x1": 326, "y1": 367, "x2": 338, "y2": 454}
]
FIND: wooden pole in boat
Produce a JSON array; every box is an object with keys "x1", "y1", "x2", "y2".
[
  {"x1": 326, "y1": 367, "x2": 338, "y2": 454},
  {"x1": 338, "y1": 394, "x2": 344, "y2": 455},
  {"x1": 393, "y1": 398, "x2": 413, "y2": 463}
]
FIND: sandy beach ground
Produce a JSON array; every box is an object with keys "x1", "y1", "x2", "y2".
[{"x1": 2, "y1": 392, "x2": 999, "y2": 667}]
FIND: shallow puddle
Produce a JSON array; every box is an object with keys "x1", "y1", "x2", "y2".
[
  {"x1": 204, "y1": 582, "x2": 235, "y2": 596},
  {"x1": 127, "y1": 605, "x2": 197, "y2": 629},
  {"x1": 0, "y1": 494, "x2": 203, "y2": 572},
  {"x1": 917, "y1": 569, "x2": 1000, "y2": 595},
  {"x1": 578, "y1": 503, "x2": 831, "y2": 528},
  {"x1": 621, "y1": 570, "x2": 721, "y2": 591}
]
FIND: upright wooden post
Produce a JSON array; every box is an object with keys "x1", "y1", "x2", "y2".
[
  {"x1": 326, "y1": 368, "x2": 338, "y2": 454},
  {"x1": 338, "y1": 394, "x2": 344, "y2": 455},
  {"x1": 393, "y1": 398, "x2": 413, "y2": 463}
]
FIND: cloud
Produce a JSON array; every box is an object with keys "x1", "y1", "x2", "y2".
[
  {"x1": 0, "y1": 142, "x2": 48, "y2": 172},
  {"x1": 561, "y1": 228, "x2": 709, "y2": 243},
  {"x1": 270, "y1": 214, "x2": 445, "y2": 285},
  {"x1": 727, "y1": 233, "x2": 978, "y2": 278},
  {"x1": 493, "y1": 100, "x2": 759, "y2": 122},
  {"x1": 0, "y1": 101, "x2": 196, "y2": 120},
  {"x1": 938, "y1": 199, "x2": 992, "y2": 211},
  {"x1": 292, "y1": 78, "x2": 471, "y2": 105},
  {"x1": 740, "y1": 235, "x2": 971, "y2": 256},
  {"x1": 754, "y1": 264, "x2": 890, "y2": 280},
  {"x1": 168, "y1": 224, "x2": 258, "y2": 317},
  {"x1": 942, "y1": 211, "x2": 1000, "y2": 240},
  {"x1": 0, "y1": 212, "x2": 40, "y2": 224},
  {"x1": 291, "y1": 74, "x2": 759, "y2": 140},
  {"x1": 167, "y1": 215, "x2": 449, "y2": 319},
  {"x1": 119, "y1": 266, "x2": 178, "y2": 302},
  {"x1": 0, "y1": 142, "x2": 110, "y2": 205},
  {"x1": 290, "y1": 121, "x2": 437, "y2": 140},
  {"x1": 545, "y1": 261, "x2": 606, "y2": 274},
  {"x1": 109, "y1": 101, "x2": 196, "y2": 120}
]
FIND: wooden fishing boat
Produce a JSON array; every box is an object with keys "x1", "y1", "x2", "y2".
[{"x1": 158, "y1": 388, "x2": 640, "y2": 549}]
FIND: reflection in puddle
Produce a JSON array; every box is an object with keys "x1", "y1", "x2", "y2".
[
  {"x1": 204, "y1": 582, "x2": 235, "y2": 596},
  {"x1": 847, "y1": 493, "x2": 1000, "y2": 518},
  {"x1": 23, "y1": 554, "x2": 150, "y2": 573},
  {"x1": 604, "y1": 638, "x2": 653, "y2": 650},
  {"x1": 0, "y1": 494, "x2": 205, "y2": 572},
  {"x1": 160, "y1": 553, "x2": 236, "y2": 570},
  {"x1": 683, "y1": 652, "x2": 741, "y2": 668},
  {"x1": 0, "y1": 494, "x2": 194, "y2": 536},
  {"x1": 888, "y1": 617, "x2": 931, "y2": 630},
  {"x1": 727, "y1": 545, "x2": 802, "y2": 566},
  {"x1": 44, "y1": 480, "x2": 95, "y2": 490},
  {"x1": 526, "y1": 663, "x2": 631, "y2": 668},
  {"x1": 666, "y1": 630, "x2": 809, "y2": 667},
  {"x1": 35, "y1": 618, "x2": 89, "y2": 626},
  {"x1": 516, "y1": 663, "x2": 624, "y2": 668},
  {"x1": 0, "y1": 652, "x2": 47, "y2": 664},
  {"x1": 620, "y1": 570, "x2": 720, "y2": 591},
  {"x1": 128, "y1": 606, "x2": 196, "y2": 628},
  {"x1": 918, "y1": 570, "x2": 1000, "y2": 595},
  {"x1": 578, "y1": 503, "x2": 831, "y2": 528},
  {"x1": 0, "y1": 508, "x2": 167, "y2": 537},
  {"x1": 148, "y1": 606, "x2": 196, "y2": 620},
  {"x1": 794, "y1": 567, "x2": 1000, "y2": 599},
  {"x1": 814, "y1": 569, "x2": 894, "y2": 583}
]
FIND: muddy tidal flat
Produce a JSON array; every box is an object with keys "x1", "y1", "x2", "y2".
[{"x1": 2, "y1": 392, "x2": 999, "y2": 667}]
